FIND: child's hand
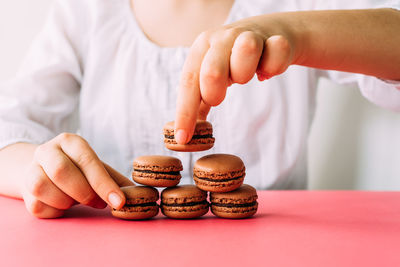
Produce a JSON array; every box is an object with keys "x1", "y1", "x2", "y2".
[
  {"x1": 21, "y1": 133, "x2": 134, "y2": 218},
  {"x1": 174, "y1": 16, "x2": 297, "y2": 144},
  {"x1": 174, "y1": 9, "x2": 400, "y2": 143}
]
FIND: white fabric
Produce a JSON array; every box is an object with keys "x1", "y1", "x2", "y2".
[{"x1": 0, "y1": 0, "x2": 399, "y2": 189}]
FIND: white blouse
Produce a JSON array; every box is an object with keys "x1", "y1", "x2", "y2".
[{"x1": 0, "y1": 0, "x2": 399, "y2": 189}]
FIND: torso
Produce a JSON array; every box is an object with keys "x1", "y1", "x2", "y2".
[
  {"x1": 130, "y1": 0, "x2": 234, "y2": 47},
  {"x1": 77, "y1": 0, "x2": 319, "y2": 190}
]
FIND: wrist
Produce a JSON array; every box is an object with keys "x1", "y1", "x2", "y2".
[{"x1": 0, "y1": 143, "x2": 37, "y2": 199}]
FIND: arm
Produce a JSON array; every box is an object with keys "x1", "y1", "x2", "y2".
[
  {"x1": 0, "y1": 1, "x2": 133, "y2": 218},
  {"x1": 0, "y1": 143, "x2": 36, "y2": 199},
  {"x1": 174, "y1": 8, "x2": 400, "y2": 143},
  {"x1": 0, "y1": 136, "x2": 134, "y2": 219}
]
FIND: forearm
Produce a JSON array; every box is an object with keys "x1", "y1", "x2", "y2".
[
  {"x1": 0, "y1": 143, "x2": 37, "y2": 199},
  {"x1": 252, "y1": 8, "x2": 400, "y2": 80}
]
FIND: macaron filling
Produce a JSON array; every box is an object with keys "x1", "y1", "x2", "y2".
[
  {"x1": 193, "y1": 175, "x2": 244, "y2": 182},
  {"x1": 161, "y1": 200, "x2": 209, "y2": 207},
  {"x1": 113, "y1": 202, "x2": 158, "y2": 210},
  {"x1": 134, "y1": 169, "x2": 181, "y2": 176},
  {"x1": 164, "y1": 134, "x2": 213, "y2": 140}
]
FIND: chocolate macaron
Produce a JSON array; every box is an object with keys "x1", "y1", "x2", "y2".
[
  {"x1": 193, "y1": 154, "x2": 245, "y2": 193},
  {"x1": 161, "y1": 185, "x2": 209, "y2": 219},
  {"x1": 210, "y1": 184, "x2": 258, "y2": 219},
  {"x1": 132, "y1": 155, "x2": 183, "y2": 187},
  {"x1": 111, "y1": 186, "x2": 159, "y2": 220},
  {"x1": 163, "y1": 120, "x2": 215, "y2": 152}
]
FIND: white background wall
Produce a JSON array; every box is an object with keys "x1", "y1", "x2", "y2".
[{"x1": 1, "y1": 0, "x2": 399, "y2": 190}]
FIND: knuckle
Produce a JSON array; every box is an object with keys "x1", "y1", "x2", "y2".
[
  {"x1": 51, "y1": 159, "x2": 71, "y2": 183},
  {"x1": 29, "y1": 199, "x2": 46, "y2": 217},
  {"x1": 197, "y1": 31, "x2": 211, "y2": 42},
  {"x1": 57, "y1": 132, "x2": 76, "y2": 143},
  {"x1": 237, "y1": 32, "x2": 261, "y2": 54},
  {"x1": 33, "y1": 144, "x2": 48, "y2": 162},
  {"x1": 276, "y1": 36, "x2": 291, "y2": 53},
  {"x1": 180, "y1": 72, "x2": 198, "y2": 89},
  {"x1": 202, "y1": 68, "x2": 224, "y2": 85},
  {"x1": 80, "y1": 193, "x2": 97, "y2": 206},
  {"x1": 29, "y1": 176, "x2": 48, "y2": 198},
  {"x1": 76, "y1": 151, "x2": 96, "y2": 168},
  {"x1": 224, "y1": 27, "x2": 240, "y2": 36},
  {"x1": 222, "y1": 27, "x2": 242, "y2": 40},
  {"x1": 57, "y1": 133, "x2": 88, "y2": 148}
]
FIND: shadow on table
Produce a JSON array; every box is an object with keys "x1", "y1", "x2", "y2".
[{"x1": 63, "y1": 205, "x2": 265, "y2": 221}]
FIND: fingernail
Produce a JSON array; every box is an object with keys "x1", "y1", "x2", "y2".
[
  {"x1": 175, "y1": 129, "x2": 188, "y2": 145},
  {"x1": 108, "y1": 192, "x2": 123, "y2": 209}
]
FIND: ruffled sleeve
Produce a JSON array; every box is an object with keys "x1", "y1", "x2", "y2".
[{"x1": 312, "y1": 0, "x2": 400, "y2": 112}]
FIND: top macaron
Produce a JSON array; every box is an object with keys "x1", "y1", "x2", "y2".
[{"x1": 163, "y1": 120, "x2": 215, "y2": 152}]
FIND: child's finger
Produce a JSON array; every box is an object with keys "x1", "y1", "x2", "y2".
[
  {"x1": 34, "y1": 141, "x2": 105, "y2": 209},
  {"x1": 175, "y1": 33, "x2": 210, "y2": 144},
  {"x1": 55, "y1": 133, "x2": 126, "y2": 209},
  {"x1": 198, "y1": 101, "x2": 211, "y2": 120},
  {"x1": 22, "y1": 189, "x2": 64, "y2": 219},
  {"x1": 103, "y1": 162, "x2": 135, "y2": 187},
  {"x1": 257, "y1": 35, "x2": 292, "y2": 80},
  {"x1": 230, "y1": 31, "x2": 264, "y2": 84},
  {"x1": 199, "y1": 34, "x2": 235, "y2": 107},
  {"x1": 25, "y1": 163, "x2": 77, "y2": 210}
]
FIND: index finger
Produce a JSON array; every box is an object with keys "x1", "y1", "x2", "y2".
[
  {"x1": 175, "y1": 33, "x2": 210, "y2": 144},
  {"x1": 56, "y1": 134, "x2": 126, "y2": 209}
]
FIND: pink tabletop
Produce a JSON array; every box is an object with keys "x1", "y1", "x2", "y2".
[{"x1": 1, "y1": 191, "x2": 400, "y2": 267}]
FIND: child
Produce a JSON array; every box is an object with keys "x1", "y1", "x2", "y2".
[{"x1": 0, "y1": 0, "x2": 399, "y2": 218}]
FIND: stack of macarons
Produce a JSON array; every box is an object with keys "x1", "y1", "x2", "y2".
[{"x1": 111, "y1": 120, "x2": 258, "y2": 220}]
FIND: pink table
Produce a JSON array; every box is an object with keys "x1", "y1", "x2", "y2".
[{"x1": 1, "y1": 191, "x2": 400, "y2": 267}]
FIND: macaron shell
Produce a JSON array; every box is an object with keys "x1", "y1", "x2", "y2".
[
  {"x1": 111, "y1": 206, "x2": 159, "y2": 220},
  {"x1": 161, "y1": 204, "x2": 209, "y2": 219},
  {"x1": 165, "y1": 141, "x2": 214, "y2": 152},
  {"x1": 194, "y1": 175, "x2": 244, "y2": 193},
  {"x1": 161, "y1": 185, "x2": 207, "y2": 201},
  {"x1": 210, "y1": 184, "x2": 257, "y2": 201},
  {"x1": 133, "y1": 155, "x2": 183, "y2": 172},
  {"x1": 193, "y1": 154, "x2": 245, "y2": 175},
  {"x1": 120, "y1": 186, "x2": 159, "y2": 203},
  {"x1": 132, "y1": 175, "x2": 180, "y2": 187},
  {"x1": 211, "y1": 203, "x2": 257, "y2": 219}
]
